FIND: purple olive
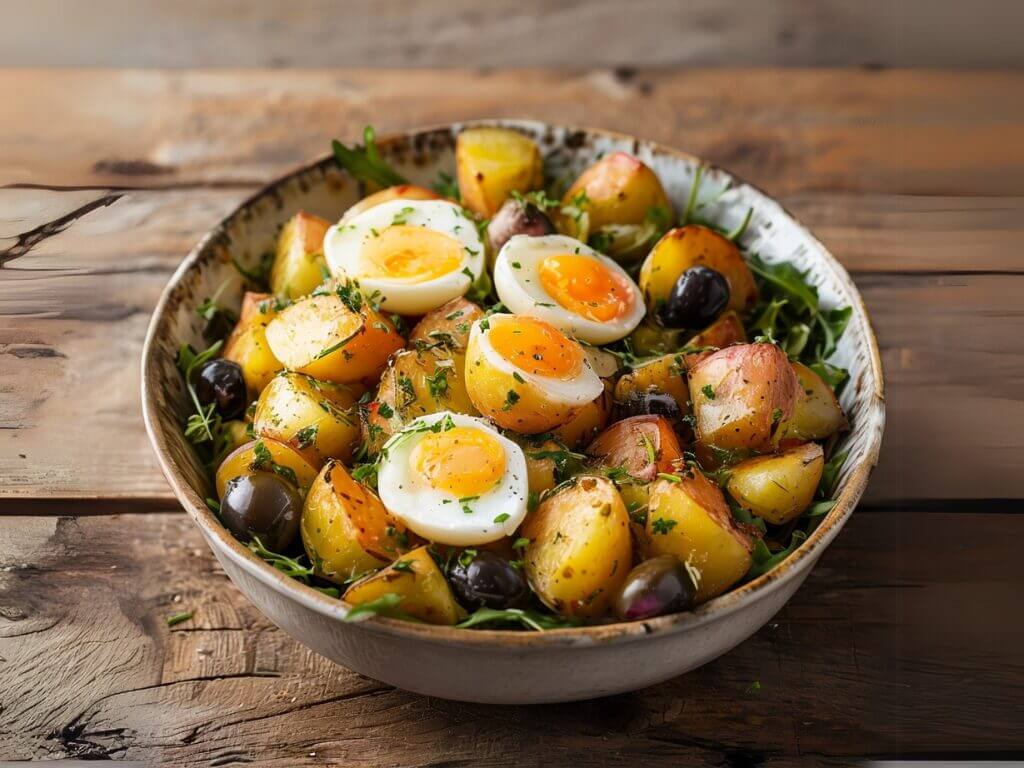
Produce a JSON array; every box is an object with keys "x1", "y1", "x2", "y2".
[
  {"x1": 449, "y1": 550, "x2": 529, "y2": 609},
  {"x1": 195, "y1": 358, "x2": 247, "y2": 419},
  {"x1": 614, "y1": 555, "x2": 697, "y2": 621},
  {"x1": 487, "y1": 197, "x2": 555, "y2": 253},
  {"x1": 220, "y1": 472, "x2": 302, "y2": 551},
  {"x1": 659, "y1": 266, "x2": 730, "y2": 329},
  {"x1": 618, "y1": 391, "x2": 683, "y2": 423}
]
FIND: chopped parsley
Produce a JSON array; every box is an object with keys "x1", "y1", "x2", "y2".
[{"x1": 651, "y1": 517, "x2": 678, "y2": 534}]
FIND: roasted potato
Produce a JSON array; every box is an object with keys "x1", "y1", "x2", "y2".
[
  {"x1": 778, "y1": 362, "x2": 847, "y2": 442},
  {"x1": 269, "y1": 212, "x2": 330, "y2": 300},
  {"x1": 586, "y1": 414, "x2": 684, "y2": 510},
  {"x1": 517, "y1": 438, "x2": 561, "y2": 496},
  {"x1": 408, "y1": 297, "x2": 484, "y2": 352},
  {"x1": 639, "y1": 226, "x2": 757, "y2": 316},
  {"x1": 253, "y1": 372, "x2": 361, "y2": 464},
  {"x1": 215, "y1": 438, "x2": 320, "y2": 498},
  {"x1": 223, "y1": 292, "x2": 283, "y2": 395},
  {"x1": 688, "y1": 343, "x2": 799, "y2": 454},
  {"x1": 341, "y1": 184, "x2": 442, "y2": 223},
  {"x1": 727, "y1": 443, "x2": 824, "y2": 525},
  {"x1": 645, "y1": 472, "x2": 755, "y2": 602},
  {"x1": 343, "y1": 545, "x2": 462, "y2": 625},
  {"x1": 614, "y1": 354, "x2": 691, "y2": 417},
  {"x1": 559, "y1": 152, "x2": 672, "y2": 240},
  {"x1": 551, "y1": 383, "x2": 613, "y2": 449},
  {"x1": 264, "y1": 286, "x2": 404, "y2": 385},
  {"x1": 522, "y1": 476, "x2": 632, "y2": 617},
  {"x1": 302, "y1": 461, "x2": 408, "y2": 585},
  {"x1": 360, "y1": 348, "x2": 479, "y2": 455},
  {"x1": 680, "y1": 311, "x2": 746, "y2": 367},
  {"x1": 626, "y1": 321, "x2": 687, "y2": 358},
  {"x1": 456, "y1": 127, "x2": 543, "y2": 218}
]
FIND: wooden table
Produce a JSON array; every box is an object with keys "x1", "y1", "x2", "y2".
[{"x1": 1, "y1": 69, "x2": 1022, "y2": 765}]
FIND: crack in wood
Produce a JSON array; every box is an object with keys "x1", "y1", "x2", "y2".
[{"x1": 0, "y1": 192, "x2": 124, "y2": 268}]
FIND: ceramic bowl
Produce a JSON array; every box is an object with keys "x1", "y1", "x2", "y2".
[{"x1": 142, "y1": 120, "x2": 884, "y2": 704}]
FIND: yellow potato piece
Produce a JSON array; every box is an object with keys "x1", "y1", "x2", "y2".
[
  {"x1": 614, "y1": 353, "x2": 691, "y2": 416},
  {"x1": 727, "y1": 443, "x2": 824, "y2": 525},
  {"x1": 779, "y1": 362, "x2": 847, "y2": 442},
  {"x1": 253, "y1": 372, "x2": 361, "y2": 464},
  {"x1": 456, "y1": 127, "x2": 543, "y2": 218},
  {"x1": 215, "y1": 438, "x2": 320, "y2": 499},
  {"x1": 646, "y1": 472, "x2": 754, "y2": 602},
  {"x1": 522, "y1": 476, "x2": 632, "y2": 617},
  {"x1": 265, "y1": 289, "x2": 403, "y2": 384},
  {"x1": 223, "y1": 292, "x2": 283, "y2": 396},
  {"x1": 639, "y1": 225, "x2": 757, "y2": 315},
  {"x1": 551, "y1": 384, "x2": 612, "y2": 449},
  {"x1": 302, "y1": 461, "x2": 407, "y2": 585},
  {"x1": 343, "y1": 546, "x2": 462, "y2": 625},
  {"x1": 269, "y1": 212, "x2": 330, "y2": 300}
]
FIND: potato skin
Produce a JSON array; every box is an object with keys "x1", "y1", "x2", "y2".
[
  {"x1": 778, "y1": 362, "x2": 847, "y2": 442},
  {"x1": 614, "y1": 353, "x2": 691, "y2": 417},
  {"x1": 302, "y1": 461, "x2": 408, "y2": 585},
  {"x1": 264, "y1": 288, "x2": 404, "y2": 385},
  {"x1": 215, "y1": 438, "x2": 320, "y2": 498},
  {"x1": 639, "y1": 226, "x2": 757, "y2": 316},
  {"x1": 270, "y1": 212, "x2": 330, "y2": 300},
  {"x1": 727, "y1": 443, "x2": 824, "y2": 525},
  {"x1": 559, "y1": 152, "x2": 672, "y2": 238},
  {"x1": 341, "y1": 184, "x2": 441, "y2": 222},
  {"x1": 645, "y1": 472, "x2": 754, "y2": 602},
  {"x1": 253, "y1": 372, "x2": 361, "y2": 464},
  {"x1": 223, "y1": 292, "x2": 283, "y2": 395},
  {"x1": 681, "y1": 311, "x2": 746, "y2": 368},
  {"x1": 343, "y1": 545, "x2": 462, "y2": 625},
  {"x1": 688, "y1": 343, "x2": 799, "y2": 454},
  {"x1": 407, "y1": 297, "x2": 484, "y2": 351},
  {"x1": 456, "y1": 128, "x2": 543, "y2": 218},
  {"x1": 586, "y1": 415, "x2": 683, "y2": 483},
  {"x1": 522, "y1": 476, "x2": 632, "y2": 617},
  {"x1": 360, "y1": 348, "x2": 479, "y2": 455}
]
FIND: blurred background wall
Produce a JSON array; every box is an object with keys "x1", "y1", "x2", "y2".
[{"x1": 2, "y1": 0, "x2": 1022, "y2": 69}]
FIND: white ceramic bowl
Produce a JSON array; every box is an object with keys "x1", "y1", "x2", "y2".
[{"x1": 142, "y1": 121, "x2": 884, "y2": 704}]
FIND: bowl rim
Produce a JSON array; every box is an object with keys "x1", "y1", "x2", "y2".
[{"x1": 141, "y1": 119, "x2": 885, "y2": 649}]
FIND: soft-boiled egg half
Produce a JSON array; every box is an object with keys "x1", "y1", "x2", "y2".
[
  {"x1": 493, "y1": 234, "x2": 645, "y2": 344},
  {"x1": 465, "y1": 313, "x2": 603, "y2": 433},
  {"x1": 377, "y1": 412, "x2": 528, "y2": 546},
  {"x1": 325, "y1": 198, "x2": 485, "y2": 316}
]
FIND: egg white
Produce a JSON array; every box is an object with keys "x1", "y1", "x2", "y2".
[
  {"x1": 470, "y1": 313, "x2": 604, "y2": 407},
  {"x1": 377, "y1": 411, "x2": 529, "y2": 546},
  {"x1": 324, "y1": 199, "x2": 485, "y2": 315},
  {"x1": 493, "y1": 234, "x2": 646, "y2": 344}
]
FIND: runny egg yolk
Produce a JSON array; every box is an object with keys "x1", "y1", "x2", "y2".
[
  {"x1": 361, "y1": 224, "x2": 463, "y2": 283},
  {"x1": 538, "y1": 253, "x2": 634, "y2": 322},
  {"x1": 488, "y1": 316, "x2": 583, "y2": 380},
  {"x1": 410, "y1": 426, "x2": 507, "y2": 498}
]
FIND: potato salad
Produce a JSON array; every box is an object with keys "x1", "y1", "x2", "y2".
[{"x1": 177, "y1": 126, "x2": 852, "y2": 630}]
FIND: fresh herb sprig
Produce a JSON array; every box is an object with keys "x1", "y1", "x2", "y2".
[{"x1": 332, "y1": 126, "x2": 408, "y2": 189}]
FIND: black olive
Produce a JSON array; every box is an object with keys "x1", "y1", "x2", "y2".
[
  {"x1": 619, "y1": 391, "x2": 683, "y2": 423},
  {"x1": 613, "y1": 555, "x2": 697, "y2": 621},
  {"x1": 659, "y1": 266, "x2": 730, "y2": 329},
  {"x1": 487, "y1": 198, "x2": 556, "y2": 253},
  {"x1": 449, "y1": 550, "x2": 529, "y2": 610},
  {"x1": 195, "y1": 358, "x2": 247, "y2": 419},
  {"x1": 220, "y1": 472, "x2": 303, "y2": 551}
]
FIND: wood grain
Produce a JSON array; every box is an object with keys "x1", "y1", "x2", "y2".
[
  {"x1": 4, "y1": 185, "x2": 1023, "y2": 503},
  {"x1": 1, "y1": 510, "x2": 1021, "y2": 764},
  {"x1": 2, "y1": 69, "x2": 1024, "y2": 196},
  {"x1": 2, "y1": 0, "x2": 1022, "y2": 70}
]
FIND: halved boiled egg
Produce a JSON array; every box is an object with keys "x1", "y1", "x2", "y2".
[
  {"x1": 493, "y1": 234, "x2": 645, "y2": 344},
  {"x1": 325, "y1": 198, "x2": 485, "y2": 315},
  {"x1": 465, "y1": 313, "x2": 603, "y2": 433},
  {"x1": 377, "y1": 412, "x2": 528, "y2": 546}
]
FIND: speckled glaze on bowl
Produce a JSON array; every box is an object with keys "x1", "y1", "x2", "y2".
[{"x1": 142, "y1": 121, "x2": 884, "y2": 704}]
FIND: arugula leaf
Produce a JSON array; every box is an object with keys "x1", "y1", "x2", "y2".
[
  {"x1": 456, "y1": 607, "x2": 581, "y2": 631},
  {"x1": 343, "y1": 593, "x2": 413, "y2": 623},
  {"x1": 746, "y1": 530, "x2": 808, "y2": 580},
  {"x1": 819, "y1": 449, "x2": 849, "y2": 499},
  {"x1": 248, "y1": 536, "x2": 315, "y2": 582},
  {"x1": 432, "y1": 170, "x2": 460, "y2": 201},
  {"x1": 332, "y1": 126, "x2": 408, "y2": 189}
]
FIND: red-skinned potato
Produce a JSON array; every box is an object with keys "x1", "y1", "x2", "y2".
[
  {"x1": 341, "y1": 184, "x2": 442, "y2": 222},
  {"x1": 645, "y1": 471, "x2": 755, "y2": 602},
  {"x1": 680, "y1": 311, "x2": 747, "y2": 369},
  {"x1": 727, "y1": 443, "x2": 824, "y2": 525},
  {"x1": 586, "y1": 415, "x2": 684, "y2": 483},
  {"x1": 688, "y1": 343, "x2": 799, "y2": 454},
  {"x1": 639, "y1": 225, "x2": 757, "y2": 316},
  {"x1": 407, "y1": 297, "x2": 484, "y2": 351},
  {"x1": 559, "y1": 152, "x2": 672, "y2": 239}
]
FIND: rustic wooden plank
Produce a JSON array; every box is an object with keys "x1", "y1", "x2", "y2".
[
  {"x1": 3, "y1": 187, "x2": 1023, "y2": 503},
  {"x1": 1, "y1": 510, "x2": 1021, "y2": 763},
  {"x1": 2, "y1": 0, "x2": 1022, "y2": 70},
  {"x1": 2, "y1": 69, "x2": 1023, "y2": 196}
]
